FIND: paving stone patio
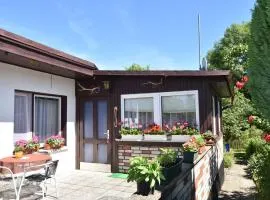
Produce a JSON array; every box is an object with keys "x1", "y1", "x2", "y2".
[{"x1": 2, "y1": 170, "x2": 138, "y2": 200}]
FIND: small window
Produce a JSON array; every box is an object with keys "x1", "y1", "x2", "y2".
[
  {"x1": 14, "y1": 91, "x2": 63, "y2": 143},
  {"x1": 123, "y1": 97, "x2": 154, "y2": 129},
  {"x1": 121, "y1": 91, "x2": 199, "y2": 129},
  {"x1": 34, "y1": 95, "x2": 61, "y2": 142},
  {"x1": 162, "y1": 94, "x2": 197, "y2": 127}
]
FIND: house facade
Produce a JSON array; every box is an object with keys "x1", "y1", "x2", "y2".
[{"x1": 0, "y1": 28, "x2": 232, "y2": 182}]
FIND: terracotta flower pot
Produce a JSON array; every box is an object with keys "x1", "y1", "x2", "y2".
[
  {"x1": 44, "y1": 144, "x2": 51, "y2": 150},
  {"x1": 15, "y1": 151, "x2": 23, "y2": 159}
]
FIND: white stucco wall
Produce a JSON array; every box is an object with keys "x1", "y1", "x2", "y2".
[{"x1": 0, "y1": 62, "x2": 76, "y2": 172}]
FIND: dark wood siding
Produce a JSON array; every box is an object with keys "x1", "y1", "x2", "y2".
[{"x1": 76, "y1": 75, "x2": 224, "y2": 172}]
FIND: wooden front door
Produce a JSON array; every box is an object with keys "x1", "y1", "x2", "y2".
[{"x1": 79, "y1": 98, "x2": 111, "y2": 171}]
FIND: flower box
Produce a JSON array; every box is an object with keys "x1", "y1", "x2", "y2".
[{"x1": 183, "y1": 152, "x2": 198, "y2": 163}]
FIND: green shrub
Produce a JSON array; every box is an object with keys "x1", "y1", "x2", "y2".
[
  {"x1": 157, "y1": 148, "x2": 177, "y2": 168},
  {"x1": 245, "y1": 137, "x2": 265, "y2": 159},
  {"x1": 224, "y1": 151, "x2": 234, "y2": 168},
  {"x1": 248, "y1": 144, "x2": 270, "y2": 199}
]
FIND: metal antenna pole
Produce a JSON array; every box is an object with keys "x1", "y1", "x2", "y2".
[{"x1": 198, "y1": 14, "x2": 201, "y2": 70}]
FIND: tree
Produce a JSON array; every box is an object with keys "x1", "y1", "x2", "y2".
[
  {"x1": 207, "y1": 23, "x2": 250, "y2": 81},
  {"x1": 222, "y1": 90, "x2": 255, "y2": 142},
  {"x1": 248, "y1": 0, "x2": 270, "y2": 121},
  {"x1": 125, "y1": 63, "x2": 150, "y2": 71}
]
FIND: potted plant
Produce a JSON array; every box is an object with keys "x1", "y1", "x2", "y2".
[
  {"x1": 182, "y1": 136, "x2": 199, "y2": 163},
  {"x1": 24, "y1": 136, "x2": 40, "y2": 154},
  {"x1": 127, "y1": 157, "x2": 164, "y2": 196},
  {"x1": 157, "y1": 148, "x2": 182, "y2": 185},
  {"x1": 14, "y1": 146, "x2": 24, "y2": 158},
  {"x1": 194, "y1": 135, "x2": 206, "y2": 154},
  {"x1": 45, "y1": 135, "x2": 65, "y2": 150},
  {"x1": 202, "y1": 131, "x2": 216, "y2": 145}
]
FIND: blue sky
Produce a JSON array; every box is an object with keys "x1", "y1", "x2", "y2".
[{"x1": 0, "y1": 0, "x2": 255, "y2": 70}]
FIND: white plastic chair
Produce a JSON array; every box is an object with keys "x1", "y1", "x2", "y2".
[
  {"x1": 0, "y1": 166, "x2": 19, "y2": 200},
  {"x1": 17, "y1": 160, "x2": 59, "y2": 199}
]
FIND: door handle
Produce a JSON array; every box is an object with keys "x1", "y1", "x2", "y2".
[{"x1": 104, "y1": 130, "x2": 110, "y2": 143}]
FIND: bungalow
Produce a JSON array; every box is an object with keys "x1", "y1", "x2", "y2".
[{"x1": 0, "y1": 28, "x2": 232, "y2": 199}]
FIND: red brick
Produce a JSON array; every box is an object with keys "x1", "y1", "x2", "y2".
[
  {"x1": 123, "y1": 152, "x2": 131, "y2": 156},
  {"x1": 142, "y1": 150, "x2": 151, "y2": 154},
  {"x1": 123, "y1": 145, "x2": 131, "y2": 150},
  {"x1": 124, "y1": 162, "x2": 130, "y2": 166},
  {"x1": 118, "y1": 146, "x2": 123, "y2": 150}
]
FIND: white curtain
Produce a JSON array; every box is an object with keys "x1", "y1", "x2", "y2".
[
  {"x1": 162, "y1": 95, "x2": 196, "y2": 126},
  {"x1": 34, "y1": 97, "x2": 59, "y2": 142},
  {"x1": 14, "y1": 92, "x2": 32, "y2": 142},
  {"x1": 124, "y1": 97, "x2": 153, "y2": 128}
]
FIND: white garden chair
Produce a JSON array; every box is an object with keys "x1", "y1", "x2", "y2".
[
  {"x1": 0, "y1": 166, "x2": 19, "y2": 200},
  {"x1": 17, "y1": 160, "x2": 59, "y2": 199}
]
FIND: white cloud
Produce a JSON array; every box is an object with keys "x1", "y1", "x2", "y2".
[{"x1": 68, "y1": 20, "x2": 99, "y2": 50}]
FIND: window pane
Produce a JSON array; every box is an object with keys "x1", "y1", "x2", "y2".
[
  {"x1": 14, "y1": 92, "x2": 32, "y2": 142},
  {"x1": 84, "y1": 144, "x2": 93, "y2": 162},
  {"x1": 84, "y1": 101, "x2": 94, "y2": 139},
  {"x1": 34, "y1": 96, "x2": 60, "y2": 142},
  {"x1": 124, "y1": 98, "x2": 153, "y2": 129},
  {"x1": 98, "y1": 101, "x2": 107, "y2": 139},
  {"x1": 162, "y1": 95, "x2": 196, "y2": 127},
  {"x1": 98, "y1": 144, "x2": 107, "y2": 163}
]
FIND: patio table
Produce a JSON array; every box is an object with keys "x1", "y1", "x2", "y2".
[{"x1": 0, "y1": 153, "x2": 51, "y2": 174}]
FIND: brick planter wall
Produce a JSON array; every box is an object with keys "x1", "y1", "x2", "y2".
[
  {"x1": 118, "y1": 145, "x2": 182, "y2": 173},
  {"x1": 117, "y1": 137, "x2": 224, "y2": 200}
]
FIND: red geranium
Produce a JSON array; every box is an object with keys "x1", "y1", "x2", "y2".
[
  {"x1": 264, "y1": 134, "x2": 270, "y2": 143},
  {"x1": 248, "y1": 115, "x2": 255, "y2": 124},
  {"x1": 241, "y1": 75, "x2": 249, "y2": 83},
  {"x1": 236, "y1": 81, "x2": 245, "y2": 89}
]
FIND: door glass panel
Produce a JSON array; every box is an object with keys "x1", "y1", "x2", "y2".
[
  {"x1": 98, "y1": 144, "x2": 107, "y2": 163},
  {"x1": 98, "y1": 100, "x2": 107, "y2": 139},
  {"x1": 84, "y1": 144, "x2": 93, "y2": 162},
  {"x1": 84, "y1": 101, "x2": 93, "y2": 138}
]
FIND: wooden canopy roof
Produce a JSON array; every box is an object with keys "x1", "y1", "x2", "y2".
[
  {"x1": 0, "y1": 28, "x2": 97, "y2": 79},
  {"x1": 92, "y1": 70, "x2": 233, "y2": 98}
]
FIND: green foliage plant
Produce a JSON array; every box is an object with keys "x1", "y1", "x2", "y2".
[
  {"x1": 248, "y1": 143, "x2": 270, "y2": 199},
  {"x1": 224, "y1": 151, "x2": 234, "y2": 168},
  {"x1": 120, "y1": 127, "x2": 142, "y2": 135},
  {"x1": 127, "y1": 157, "x2": 164, "y2": 188},
  {"x1": 157, "y1": 148, "x2": 178, "y2": 168},
  {"x1": 194, "y1": 135, "x2": 206, "y2": 147},
  {"x1": 14, "y1": 146, "x2": 24, "y2": 153},
  {"x1": 245, "y1": 137, "x2": 266, "y2": 160}
]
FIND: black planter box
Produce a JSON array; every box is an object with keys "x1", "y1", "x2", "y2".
[
  {"x1": 160, "y1": 158, "x2": 183, "y2": 185},
  {"x1": 137, "y1": 181, "x2": 154, "y2": 196},
  {"x1": 183, "y1": 152, "x2": 198, "y2": 163}
]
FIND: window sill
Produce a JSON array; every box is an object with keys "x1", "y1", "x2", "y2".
[{"x1": 38, "y1": 146, "x2": 68, "y2": 155}]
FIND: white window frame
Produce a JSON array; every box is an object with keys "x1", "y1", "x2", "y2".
[
  {"x1": 33, "y1": 94, "x2": 62, "y2": 139},
  {"x1": 121, "y1": 90, "x2": 200, "y2": 129}
]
